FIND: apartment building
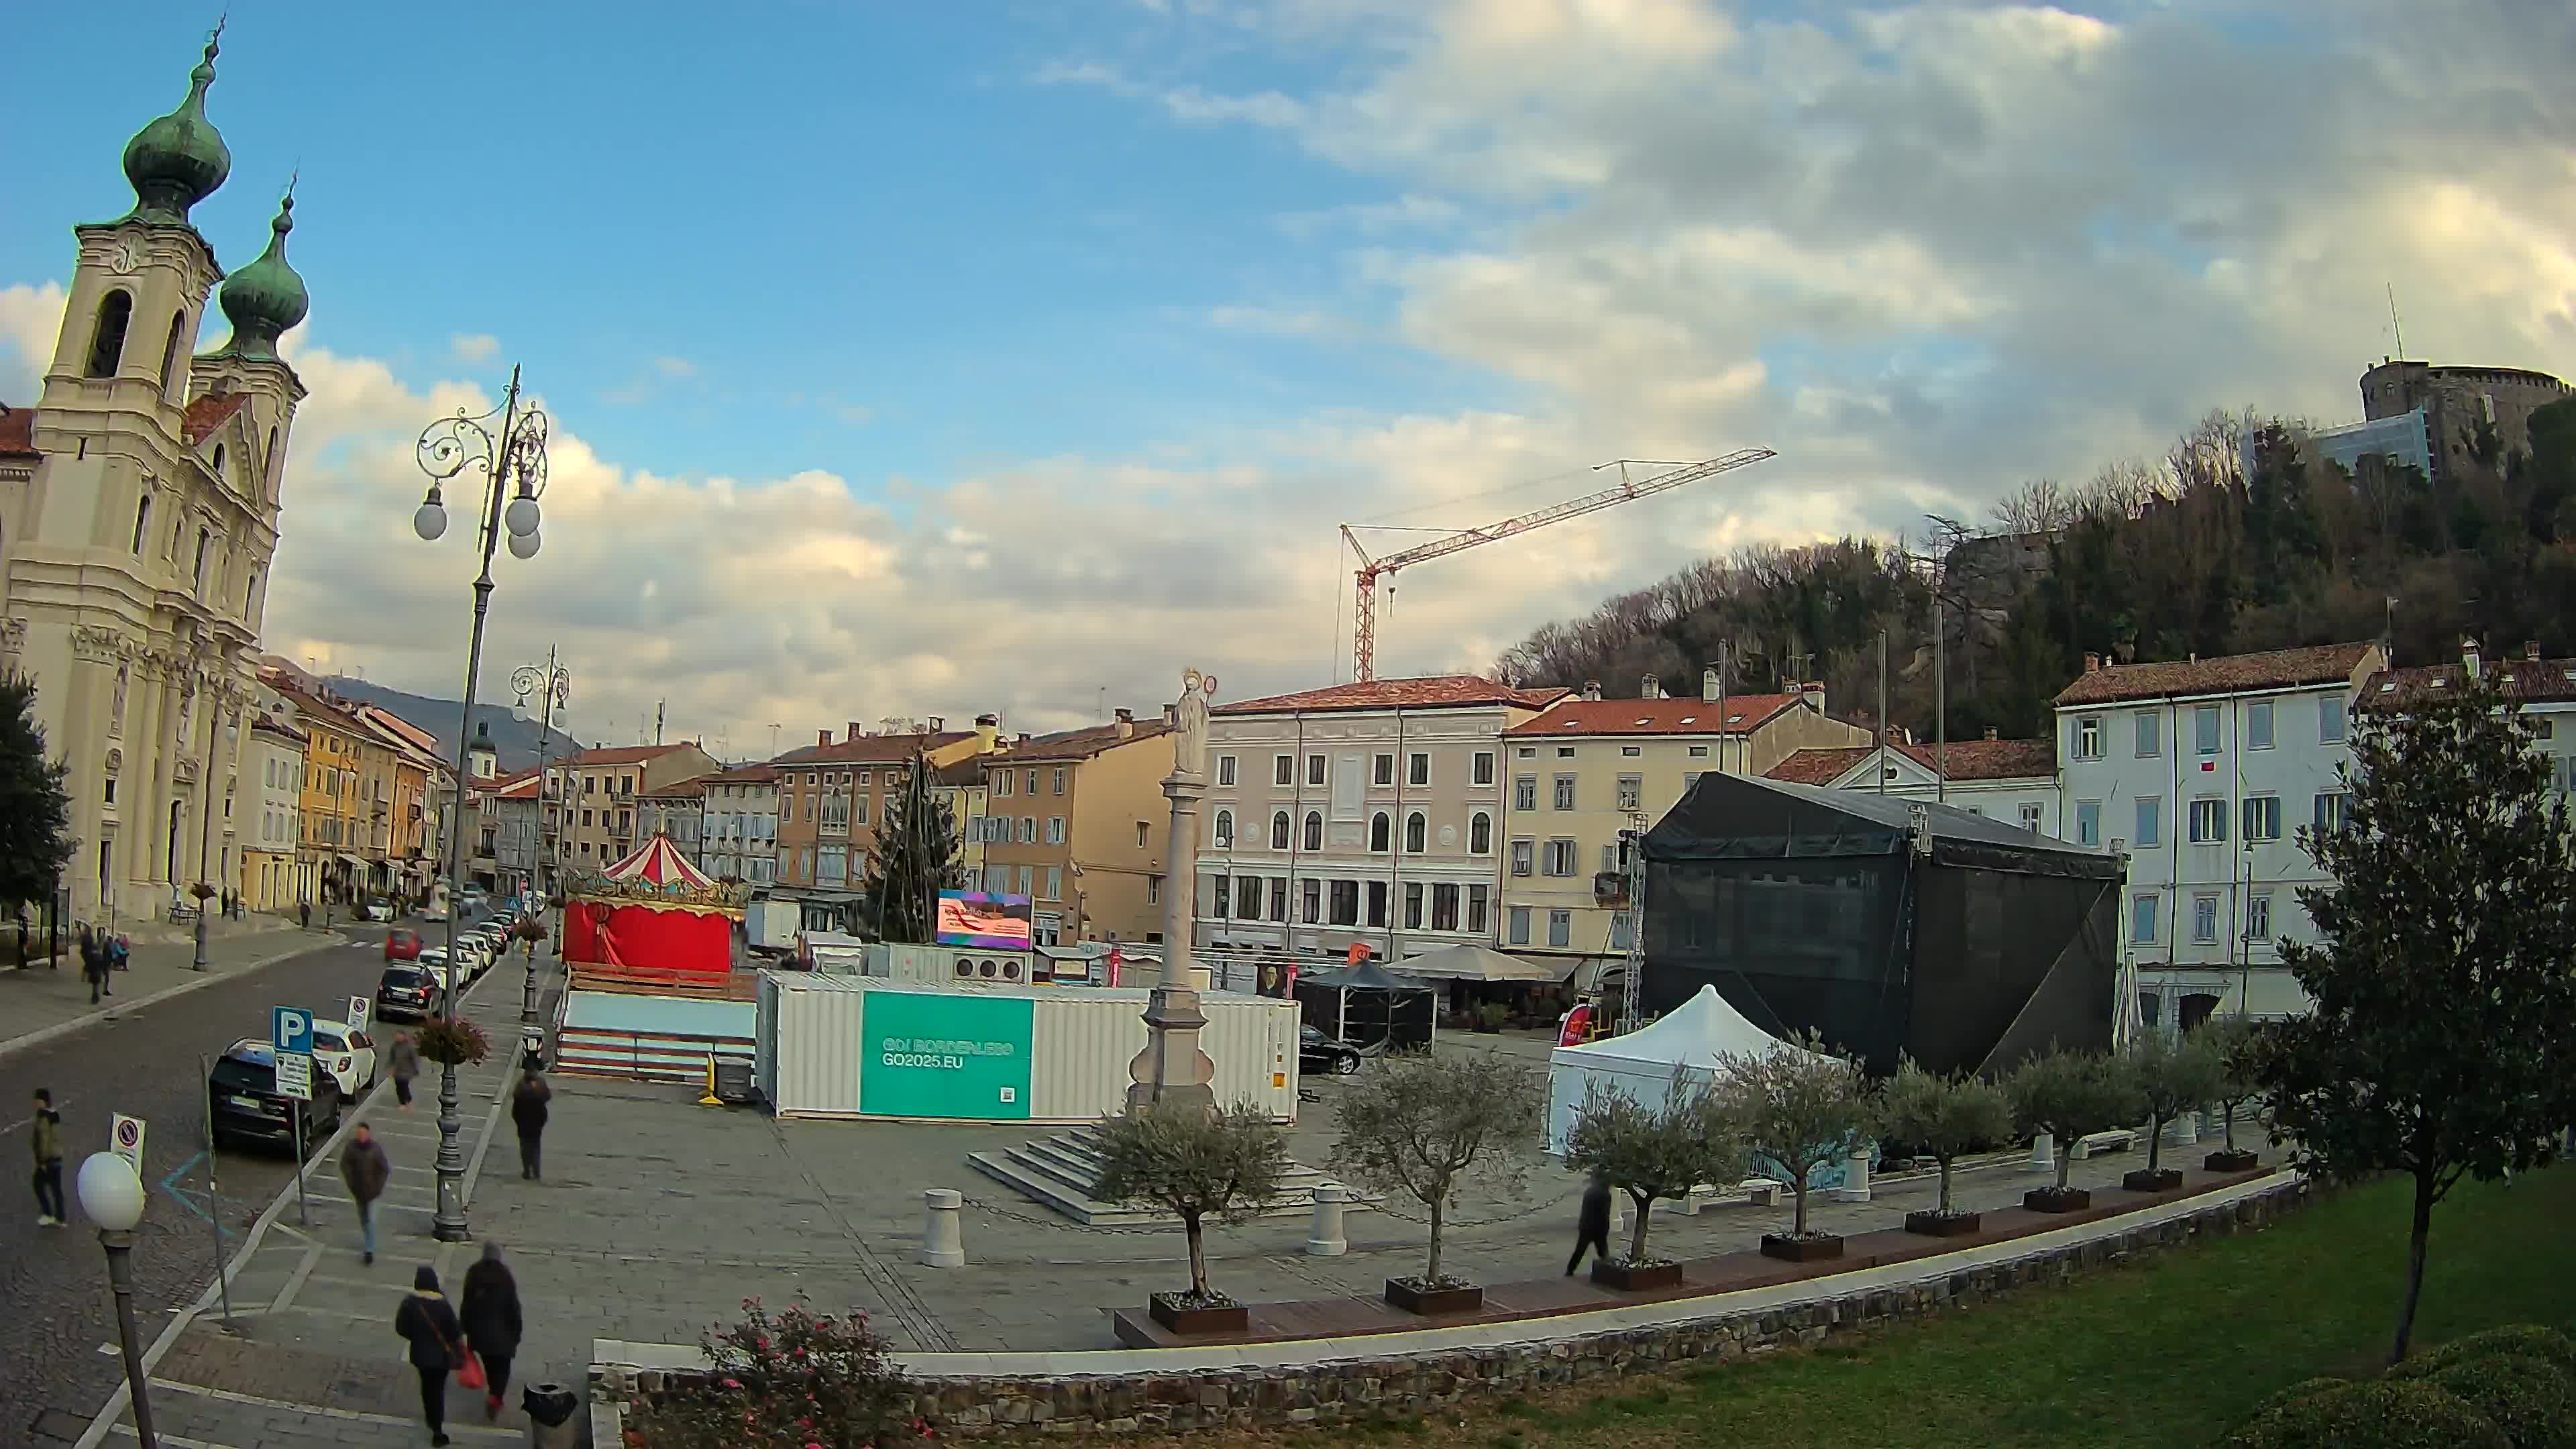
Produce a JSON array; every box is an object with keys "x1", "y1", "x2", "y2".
[
  {"x1": 979, "y1": 711, "x2": 1174, "y2": 945},
  {"x1": 2054, "y1": 641, "x2": 2385, "y2": 1030},
  {"x1": 1193, "y1": 676, "x2": 1566, "y2": 964},
  {"x1": 262, "y1": 675, "x2": 371, "y2": 904},
  {"x1": 354, "y1": 704, "x2": 442, "y2": 901},
  {"x1": 1498, "y1": 672, "x2": 1869, "y2": 973},
  {"x1": 241, "y1": 713, "x2": 305, "y2": 911},
  {"x1": 932, "y1": 757, "x2": 994, "y2": 888},
  {"x1": 697, "y1": 763, "x2": 780, "y2": 886},
  {"x1": 1765, "y1": 733, "x2": 2061, "y2": 835},
  {"x1": 468, "y1": 768, "x2": 543, "y2": 897},
  {"x1": 771, "y1": 722, "x2": 989, "y2": 930},
  {"x1": 638, "y1": 774, "x2": 711, "y2": 863},
  {"x1": 552, "y1": 742, "x2": 720, "y2": 874}
]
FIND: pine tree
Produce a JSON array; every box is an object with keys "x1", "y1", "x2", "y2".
[
  {"x1": 0, "y1": 674, "x2": 74, "y2": 916},
  {"x1": 2259, "y1": 667, "x2": 2576, "y2": 1365},
  {"x1": 861, "y1": 751, "x2": 961, "y2": 943}
]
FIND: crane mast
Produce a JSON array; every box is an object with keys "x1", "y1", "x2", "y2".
[{"x1": 1342, "y1": 448, "x2": 1777, "y2": 681}]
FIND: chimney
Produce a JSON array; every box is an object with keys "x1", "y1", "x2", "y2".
[
  {"x1": 1983, "y1": 727, "x2": 1999, "y2": 741},
  {"x1": 1701, "y1": 667, "x2": 1721, "y2": 702},
  {"x1": 847, "y1": 720, "x2": 864, "y2": 741},
  {"x1": 1582, "y1": 680, "x2": 1603, "y2": 702},
  {"x1": 1016, "y1": 732, "x2": 1032, "y2": 745},
  {"x1": 1800, "y1": 681, "x2": 1825, "y2": 714},
  {"x1": 2084, "y1": 652, "x2": 2101, "y2": 674},
  {"x1": 2526, "y1": 641, "x2": 2542, "y2": 662},
  {"x1": 817, "y1": 729, "x2": 831, "y2": 747},
  {"x1": 975, "y1": 712, "x2": 1000, "y2": 752},
  {"x1": 1114, "y1": 707, "x2": 1134, "y2": 739},
  {"x1": 1641, "y1": 673, "x2": 1662, "y2": 699}
]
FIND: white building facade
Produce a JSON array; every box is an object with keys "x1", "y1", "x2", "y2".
[
  {"x1": 1766, "y1": 735, "x2": 2063, "y2": 838},
  {"x1": 2053, "y1": 642, "x2": 2385, "y2": 1030},
  {"x1": 698, "y1": 764, "x2": 779, "y2": 886}
]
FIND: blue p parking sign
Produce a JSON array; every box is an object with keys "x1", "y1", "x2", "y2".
[{"x1": 272, "y1": 1006, "x2": 313, "y2": 1056}]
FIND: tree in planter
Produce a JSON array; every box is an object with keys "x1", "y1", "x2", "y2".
[
  {"x1": 859, "y1": 751, "x2": 963, "y2": 945},
  {"x1": 2004, "y1": 1046, "x2": 2141, "y2": 1197},
  {"x1": 1715, "y1": 1031, "x2": 1874, "y2": 1240},
  {"x1": 1562, "y1": 1069, "x2": 1742, "y2": 1265},
  {"x1": 1091, "y1": 1102, "x2": 1290, "y2": 1307},
  {"x1": 627, "y1": 1295, "x2": 916, "y2": 1449},
  {"x1": 1878, "y1": 1055, "x2": 2012, "y2": 1220},
  {"x1": 1330, "y1": 1052, "x2": 1545, "y2": 1292},
  {"x1": 2197, "y1": 1016, "x2": 2267, "y2": 1161},
  {"x1": 2257, "y1": 666, "x2": 2576, "y2": 1365},
  {"x1": 2123, "y1": 1027, "x2": 2224, "y2": 1178},
  {"x1": 0, "y1": 676, "x2": 74, "y2": 938}
]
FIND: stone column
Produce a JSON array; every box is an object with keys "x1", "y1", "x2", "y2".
[
  {"x1": 2025, "y1": 1132, "x2": 2055, "y2": 1175},
  {"x1": 918, "y1": 1189, "x2": 965, "y2": 1268},
  {"x1": 1305, "y1": 1183, "x2": 1350, "y2": 1256},
  {"x1": 2165, "y1": 1111, "x2": 2199, "y2": 1147},
  {"x1": 1831, "y1": 1146, "x2": 1873, "y2": 1203},
  {"x1": 1126, "y1": 672, "x2": 1218, "y2": 1116}
]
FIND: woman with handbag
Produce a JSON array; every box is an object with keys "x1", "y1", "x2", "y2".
[
  {"x1": 459, "y1": 1242, "x2": 523, "y2": 1421},
  {"x1": 394, "y1": 1265, "x2": 466, "y2": 1446}
]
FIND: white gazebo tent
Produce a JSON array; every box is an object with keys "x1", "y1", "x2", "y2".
[{"x1": 1544, "y1": 983, "x2": 1835, "y2": 1154}]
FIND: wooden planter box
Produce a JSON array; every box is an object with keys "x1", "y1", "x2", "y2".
[
  {"x1": 1147, "y1": 1294, "x2": 1248, "y2": 1336},
  {"x1": 2123, "y1": 1167, "x2": 2184, "y2": 1193},
  {"x1": 1590, "y1": 1258, "x2": 1684, "y2": 1291},
  {"x1": 1904, "y1": 1210, "x2": 1983, "y2": 1238},
  {"x1": 2023, "y1": 1186, "x2": 2092, "y2": 1214},
  {"x1": 2204, "y1": 1148, "x2": 2261, "y2": 1173},
  {"x1": 1760, "y1": 1233, "x2": 1845, "y2": 1263},
  {"x1": 1383, "y1": 1277, "x2": 1483, "y2": 1315}
]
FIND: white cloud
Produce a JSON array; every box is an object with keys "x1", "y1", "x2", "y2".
[
  {"x1": 449, "y1": 333, "x2": 500, "y2": 364},
  {"x1": 652, "y1": 355, "x2": 695, "y2": 378}
]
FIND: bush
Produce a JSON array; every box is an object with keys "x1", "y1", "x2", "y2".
[
  {"x1": 2422, "y1": 1356, "x2": 2576, "y2": 1449},
  {"x1": 2404, "y1": 1324, "x2": 2576, "y2": 1377},
  {"x1": 2248, "y1": 1377, "x2": 2346, "y2": 1417},
  {"x1": 2222, "y1": 1379, "x2": 2506, "y2": 1449},
  {"x1": 626, "y1": 1297, "x2": 916, "y2": 1449},
  {"x1": 415, "y1": 1016, "x2": 490, "y2": 1067}
]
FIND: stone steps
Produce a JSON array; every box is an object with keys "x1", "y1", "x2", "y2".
[{"x1": 966, "y1": 1126, "x2": 1368, "y2": 1226}]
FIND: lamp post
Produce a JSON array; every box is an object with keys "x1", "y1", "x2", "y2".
[
  {"x1": 413, "y1": 365, "x2": 549, "y2": 1242},
  {"x1": 78, "y1": 1152, "x2": 158, "y2": 1448},
  {"x1": 511, "y1": 651, "x2": 569, "y2": 1038}
]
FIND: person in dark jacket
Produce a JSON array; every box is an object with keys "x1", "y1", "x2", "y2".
[
  {"x1": 389, "y1": 1032, "x2": 421, "y2": 1110},
  {"x1": 511, "y1": 1073, "x2": 551, "y2": 1180},
  {"x1": 30, "y1": 1089, "x2": 66, "y2": 1226},
  {"x1": 339, "y1": 1123, "x2": 391, "y2": 1264},
  {"x1": 458, "y1": 1242, "x2": 523, "y2": 1421},
  {"x1": 1564, "y1": 1172, "x2": 1613, "y2": 1275},
  {"x1": 79, "y1": 926, "x2": 111, "y2": 1004},
  {"x1": 394, "y1": 1265, "x2": 464, "y2": 1446}
]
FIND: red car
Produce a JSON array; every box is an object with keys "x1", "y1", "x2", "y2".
[{"x1": 384, "y1": 928, "x2": 422, "y2": 963}]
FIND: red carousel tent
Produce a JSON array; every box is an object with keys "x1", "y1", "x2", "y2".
[{"x1": 561, "y1": 833, "x2": 740, "y2": 976}]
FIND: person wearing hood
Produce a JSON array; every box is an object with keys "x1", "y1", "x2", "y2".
[
  {"x1": 459, "y1": 1242, "x2": 525, "y2": 1421},
  {"x1": 511, "y1": 1072, "x2": 551, "y2": 1180},
  {"x1": 389, "y1": 1031, "x2": 421, "y2": 1110},
  {"x1": 394, "y1": 1265, "x2": 465, "y2": 1446}
]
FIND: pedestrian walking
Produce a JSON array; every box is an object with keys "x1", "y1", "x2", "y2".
[
  {"x1": 459, "y1": 1242, "x2": 523, "y2": 1421},
  {"x1": 512, "y1": 1072, "x2": 551, "y2": 1181},
  {"x1": 1564, "y1": 1171, "x2": 1613, "y2": 1276},
  {"x1": 390, "y1": 1031, "x2": 421, "y2": 1110},
  {"x1": 299, "y1": 899, "x2": 311, "y2": 930},
  {"x1": 30, "y1": 1089, "x2": 67, "y2": 1227},
  {"x1": 340, "y1": 1122, "x2": 390, "y2": 1265},
  {"x1": 79, "y1": 926, "x2": 111, "y2": 1004},
  {"x1": 394, "y1": 1265, "x2": 464, "y2": 1447}
]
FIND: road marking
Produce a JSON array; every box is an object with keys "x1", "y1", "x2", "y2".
[
  {"x1": 143, "y1": 1378, "x2": 520, "y2": 1438},
  {"x1": 268, "y1": 1245, "x2": 323, "y2": 1314},
  {"x1": 110, "y1": 1426, "x2": 241, "y2": 1448}
]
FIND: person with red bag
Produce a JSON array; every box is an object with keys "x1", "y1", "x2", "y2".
[
  {"x1": 460, "y1": 1242, "x2": 523, "y2": 1421},
  {"x1": 394, "y1": 1265, "x2": 466, "y2": 1446}
]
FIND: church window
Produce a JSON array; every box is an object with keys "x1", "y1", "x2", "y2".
[
  {"x1": 130, "y1": 495, "x2": 152, "y2": 554},
  {"x1": 265, "y1": 427, "x2": 279, "y2": 492},
  {"x1": 211, "y1": 443, "x2": 225, "y2": 480},
  {"x1": 194, "y1": 527, "x2": 211, "y2": 595},
  {"x1": 159, "y1": 310, "x2": 186, "y2": 395},
  {"x1": 87, "y1": 290, "x2": 132, "y2": 378}
]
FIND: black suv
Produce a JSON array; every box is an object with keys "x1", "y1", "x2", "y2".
[
  {"x1": 377, "y1": 963, "x2": 439, "y2": 1021},
  {"x1": 207, "y1": 1039, "x2": 341, "y2": 1155}
]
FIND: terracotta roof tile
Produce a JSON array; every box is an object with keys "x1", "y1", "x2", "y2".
[
  {"x1": 1506, "y1": 694, "x2": 1801, "y2": 737},
  {"x1": 1216, "y1": 676, "x2": 1568, "y2": 716},
  {"x1": 1763, "y1": 747, "x2": 1874, "y2": 785},
  {"x1": 0, "y1": 403, "x2": 36, "y2": 460},
  {"x1": 2363, "y1": 655, "x2": 2576, "y2": 708},
  {"x1": 1766, "y1": 737, "x2": 2058, "y2": 785},
  {"x1": 932, "y1": 759, "x2": 987, "y2": 786},
  {"x1": 181, "y1": 392, "x2": 252, "y2": 446},
  {"x1": 772, "y1": 732, "x2": 973, "y2": 766},
  {"x1": 1007, "y1": 720, "x2": 1172, "y2": 762},
  {"x1": 642, "y1": 775, "x2": 711, "y2": 798},
  {"x1": 2051, "y1": 643, "x2": 2379, "y2": 707},
  {"x1": 700, "y1": 763, "x2": 779, "y2": 784},
  {"x1": 568, "y1": 743, "x2": 698, "y2": 767}
]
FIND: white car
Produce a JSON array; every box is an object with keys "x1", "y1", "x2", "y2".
[
  {"x1": 364, "y1": 901, "x2": 394, "y2": 923},
  {"x1": 310, "y1": 1019, "x2": 379, "y2": 1098},
  {"x1": 413, "y1": 949, "x2": 466, "y2": 997}
]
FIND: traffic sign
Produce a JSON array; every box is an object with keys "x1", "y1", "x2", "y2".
[
  {"x1": 346, "y1": 996, "x2": 371, "y2": 1036},
  {"x1": 110, "y1": 1113, "x2": 146, "y2": 1172},
  {"x1": 274, "y1": 1052, "x2": 313, "y2": 1102},
  {"x1": 272, "y1": 1006, "x2": 313, "y2": 1056}
]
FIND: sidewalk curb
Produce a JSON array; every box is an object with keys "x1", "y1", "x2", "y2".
[
  {"x1": 67, "y1": 956, "x2": 534, "y2": 1449},
  {"x1": 0, "y1": 931, "x2": 350, "y2": 1065}
]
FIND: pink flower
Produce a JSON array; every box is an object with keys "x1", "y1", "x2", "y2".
[{"x1": 721, "y1": 1377, "x2": 743, "y2": 1389}]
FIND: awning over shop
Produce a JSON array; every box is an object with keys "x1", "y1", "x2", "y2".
[{"x1": 1389, "y1": 943, "x2": 1575, "y2": 983}]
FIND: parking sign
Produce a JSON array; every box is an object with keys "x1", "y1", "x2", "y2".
[
  {"x1": 272, "y1": 1006, "x2": 313, "y2": 1056},
  {"x1": 346, "y1": 996, "x2": 370, "y2": 1036},
  {"x1": 274, "y1": 1051, "x2": 313, "y2": 1102},
  {"x1": 110, "y1": 1113, "x2": 146, "y2": 1172}
]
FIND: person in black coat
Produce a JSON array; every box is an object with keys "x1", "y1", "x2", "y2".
[
  {"x1": 394, "y1": 1265, "x2": 464, "y2": 1446},
  {"x1": 1565, "y1": 1172, "x2": 1613, "y2": 1275},
  {"x1": 512, "y1": 1073, "x2": 551, "y2": 1180},
  {"x1": 459, "y1": 1242, "x2": 524, "y2": 1421}
]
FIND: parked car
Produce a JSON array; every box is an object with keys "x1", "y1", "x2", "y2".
[
  {"x1": 363, "y1": 901, "x2": 394, "y2": 923},
  {"x1": 207, "y1": 1039, "x2": 341, "y2": 1154},
  {"x1": 384, "y1": 928, "x2": 422, "y2": 963},
  {"x1": 1299, "y1": 1025, "x2": 1364, "y2": 1076},
  {"x1": 421, "y1": 901, "x2": 449, "y2": 923},
  {"x1": 376, "y1": 963, "x2": 441, "y2": 1020},
  {"x1": 310, "y1": 1019, "x2": 378, "y2": 1098}
]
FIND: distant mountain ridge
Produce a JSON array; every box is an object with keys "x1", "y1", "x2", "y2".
[{"x1": 304, "y1": 674, "x2": 586, "y2": 774}]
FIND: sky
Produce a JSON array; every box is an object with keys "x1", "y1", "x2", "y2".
[{"x1": 5, "y1": 0, "x2": 2573, "y2": 754}]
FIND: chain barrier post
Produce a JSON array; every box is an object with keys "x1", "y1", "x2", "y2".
[
  {"x1": 1305, "y1": 1183, "x2": 1350, "y2": 1256},
  {"x1": 918, "y1": 1189, "x2": 965, "y2": 1268}
]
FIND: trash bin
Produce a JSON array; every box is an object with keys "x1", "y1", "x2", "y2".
[
  {"x1": 523, "y1": 1382, "x2": 581, "y2": 1448},
  {"x1": 711, "y1": 1056, "x2": 758, "y2": 1105}
]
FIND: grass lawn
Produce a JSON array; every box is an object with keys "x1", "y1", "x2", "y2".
[{"x1": 1244, "y1": 1167, "x2": 2575, "y2": 1449}]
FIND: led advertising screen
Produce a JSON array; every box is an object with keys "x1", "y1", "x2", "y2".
[{"x1": 935, "y1": 891, "x2": 1033, "y2": 949}]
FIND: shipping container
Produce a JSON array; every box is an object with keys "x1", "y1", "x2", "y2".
[
  {"x1": 757, "y1": 974, "x2": 1299, "y2": 1122},
  {"x1": 745, "y1": 900, "x2": 800, "y2": 954}
]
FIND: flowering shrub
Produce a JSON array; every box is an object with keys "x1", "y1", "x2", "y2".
[
  {"x1": 627, "y1": 1298, "x2": 916, "y2": 1448},
  {"x1": 415, "y1": 1016, "x2": 490, "y2": 1067}
]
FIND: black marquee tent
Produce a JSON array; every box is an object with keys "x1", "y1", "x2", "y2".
[
  {"x1": 1296, "y1": 960, "x2": 1438, "y2": 1052},
  {"x1": 1640, "y1": 773, "x2": 2122, "y2": 1078}
]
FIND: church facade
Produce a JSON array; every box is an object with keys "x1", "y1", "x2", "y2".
[{"x1": 0, "y1": 28, "x2": 313, "y2": 923}]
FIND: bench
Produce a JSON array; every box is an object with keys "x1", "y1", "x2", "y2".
[
  {"x1": 1668, "y1": 1177, "x2": 1786, "y2": 1215},
  {"x1": 2072, "y1": 1128, "x2": 2137, "y2": 1159}
]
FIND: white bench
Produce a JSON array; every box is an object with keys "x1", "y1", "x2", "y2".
[
  {"x1": 2072, "y1": 1128, "x2": 2137, "y2": 1159},
  {"x1": 1668, "y1": 1178, "x2": 1785, "y2": 1214}
]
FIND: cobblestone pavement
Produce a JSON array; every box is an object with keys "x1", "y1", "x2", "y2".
[{"x1": 61, "y1": 926, "x2": 553, "y2": 1448}]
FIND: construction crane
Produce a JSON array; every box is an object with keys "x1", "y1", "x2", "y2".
[{"x1": 1339, "y1": 449, "x2": 1778, "y2": 681}]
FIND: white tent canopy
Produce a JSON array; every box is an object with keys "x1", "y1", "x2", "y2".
[
  {"x1": 1390, "y1": 943, "x2": 1572, "y2": 983},
  {"x1": 1544, "y1": 984, "x2": 1834, "y2": 1153}
]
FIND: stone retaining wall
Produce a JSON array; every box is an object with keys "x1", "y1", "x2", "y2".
[{"x1": 598, "y1": 1179, "x2": 2309, "y2": 1440}]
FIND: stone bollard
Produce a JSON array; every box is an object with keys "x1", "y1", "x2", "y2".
[
  {"x1": 1305, "y1": 1183, "x2": 1350, "y2": 1256},
  {"x1": 919, "y1": 1189, "x2": 965, "y2": 1268},
  {"x1": 2025, "y1": 1132, "x2": 2055, "y2": 1175},
  {"x1": 2165, "y1": 1111, "x2": 2199, "y2": 1146},
  {"x1": 1831, "y1": 1148, "x2": 1872, "y2": 1203}
]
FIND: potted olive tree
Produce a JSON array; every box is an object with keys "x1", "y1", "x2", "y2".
[
  {"x1": 1091, "y1": 1102, "x2": 1289, "y2": 1335},
  {"x1": 2122, "y1": 1028, "x2": 2223, "y2": 1193},
  {"x1": 2198, "y1": 1017, "x2": 2266, "y2": 1173},
  {"x1": 1562, "y1": 1070, "x2": 1741, "y2": 1291},
  {"x1": 1332, "y1": 1053, "x2": 1545, "y2": 1315},
  {"x1": 1717, "y1": 1032, "x2": 1874, "y2": 1262},
  {"x1": 2005, "y1": 1046, "x2": 2139, "y2": 1213},
  {"x1": 1880, "y1": 1056, "x2": 2013, "y2": 1236}
]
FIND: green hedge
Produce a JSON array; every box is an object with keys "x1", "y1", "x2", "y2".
[
  {"x1": 2403, "y1": 1324, "x2": 2576, "y2": 1377},
  {"x1": 2221, "y1": 1380, "x2": 2506, "y2": 1449},
  {"x1": 2422, "y1": 1356, "x2": 2576, "y2": 1449}
]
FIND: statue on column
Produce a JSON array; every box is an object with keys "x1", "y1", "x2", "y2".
[{"x1": 1171, "y1": 668, "x2": 1217, "y2": 780}]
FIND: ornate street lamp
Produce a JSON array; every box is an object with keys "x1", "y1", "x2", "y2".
[
  {"x1": 511, "y1": 650, "x2": 570, "y2": 1041},
  {"x1": 78, "y1": 1152, "x2": 158, "y2": 1448},
  {"x1": 413, "y1": 365, "x2": 548, "y2": 1242}
]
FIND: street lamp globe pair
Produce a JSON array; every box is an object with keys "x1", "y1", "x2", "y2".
[{"x1": 414, "y1": 478, "x2": 542, "y2": 556}]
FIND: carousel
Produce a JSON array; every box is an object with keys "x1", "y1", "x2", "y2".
[{"x1": 561, "y1": 832, "x2": 748, "y2": 977}]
